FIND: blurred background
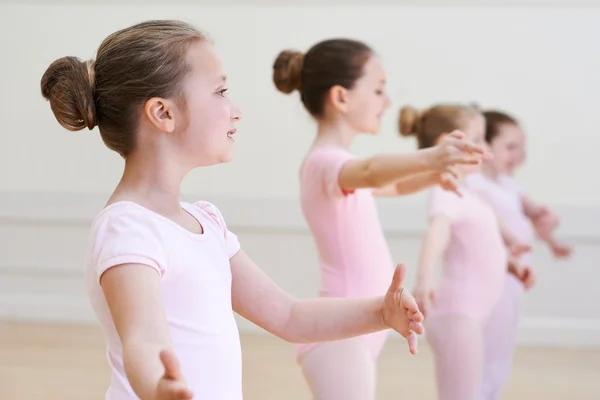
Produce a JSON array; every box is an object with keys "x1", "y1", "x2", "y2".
[{"x1": 1, "y1": 0, "x2": 599, "y2": 399}]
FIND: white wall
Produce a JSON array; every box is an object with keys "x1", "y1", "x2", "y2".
[{"x1": 1, "y1": 2, "x2": 599, "y2": 347}]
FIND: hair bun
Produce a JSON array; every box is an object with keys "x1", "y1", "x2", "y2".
[
  {"x1": 41, "y1": 56, "x2": 97, "y2": 131},
  {"x1": 272, "y1": 50, "x2": 304, "y2": 94},
  {"x1": 398, "y1": 106, "x2": 422, "y2": 137}
]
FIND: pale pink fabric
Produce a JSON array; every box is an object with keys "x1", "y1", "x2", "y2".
[
  {"x1": 300, "y1": 338, "x2": 377, "y2": 400},
  {"x1": 466, "y1": 172, "x2": 532, "y2": 400},
  {"x1": 466, "y1": 172, "x2": 534, "y2": 266},
  {"x1": 427, "y1": 185, "x2": 508, "y2": 321},
  {"x1": 296, "y1": 145, "x2": 393, "y2": 361},
  {"x1": 479, "y1": 274, "x2": 523, "y2": 400},
  {"x1": 425, "y1": 185, "x2": 508, "y2": 400},
  {"x1": 427, "y1": 314, "x2": 484, "y2": 400},
  {"x1": 85, "y1": 201, "x2": 243, "y2": 400}
]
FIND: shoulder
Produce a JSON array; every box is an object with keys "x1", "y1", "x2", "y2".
[
  {"x1": 189, "y1": 201, "x2": 228, "y2": 230},
  {"x1": 88, "y1": 202, "x2": 169, "y2": 280},
  {"x1": 91, "y1": 201, "x2": 164, "y2": 236},
  {"x1": 188, "y1": 201, "x2": 241, "y2": 258},
  {"x1": 303, "y1": 145, "x2": 356, "y2": 169},
  {"x1": 428, "y1": 185, "x2": 465, "y2": 220}
]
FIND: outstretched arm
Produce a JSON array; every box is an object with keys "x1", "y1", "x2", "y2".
[
  {"x1": 338, "y1": 131, "x2": 484, "y2": 192},
  {"x1": 101, "y1": 264, "x2": 192, "y2": 400},
  {"x1": 521, "y1": 195, "x2": 573, "y2": 258},
  {"x1": 373, "y1": 171, "x2": 439, "y2": 197},
  {"x1": 230, "y1": 250, "x2": 424, "y2": 354}
]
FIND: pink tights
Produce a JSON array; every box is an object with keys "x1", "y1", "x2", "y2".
[
  {"x1": 479, "y1": 274, "x2": 523, "y2": 400},
  {"x1": 427, "y1": 274, "x2": 524, "y2": 400},
  {"x1": 299, "y1": 338, "x2": 377, "y2": 400}
]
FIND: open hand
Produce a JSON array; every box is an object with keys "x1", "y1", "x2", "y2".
[
  {"x1": 432, "y1": 130, "x2": 489, "y2": 170},
  {"x1": 156, "y1": 350, "x2": 193, "y2": 400},
  {"x1": 550, "y1": 240, "x2": 573, "y2": 259},
  {"x1": 508, "y1": 263, "x2": 535, "y2": 290},
  {"x1": 381, "y1": 264, "x2": 425, "y2": 355}
]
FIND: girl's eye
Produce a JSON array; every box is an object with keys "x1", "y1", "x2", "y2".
[
  {"x1": 376, "y1": 90, "x2": 383, "y2": 95},
  {"x1": 217, "y1": 88, "x2": 228, "y2": 97}
]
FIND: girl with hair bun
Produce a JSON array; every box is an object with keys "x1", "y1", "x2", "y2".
[
  {"x1": 41, "y1": 21, "x2": 427, "y2": 400},
  {"x1": 403, "y1": 103, "x2": 511, "y2": 400},
  {"x1": 464, "y1": 109, "x2": 573, "y2": 399},
  {"x1": 273, "y1": 39, "x2": 486, "y2": 400}
]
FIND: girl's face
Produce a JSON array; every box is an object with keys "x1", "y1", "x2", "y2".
[
  {"x1": 487, "y1": 122, "x2": 524, "y2": 175},
  {"x1": 343, "y1": 56, "x2": 392, "y2": 134},
  {"x1": 177, "y1": 41, "x2": 243, "y2": 167}
]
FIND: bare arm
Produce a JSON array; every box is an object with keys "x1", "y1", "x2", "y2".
[
  {"x1": 373, "y1": 171, "x2": 439, "y2": 197},
  {"x1": 522, "y1": 194, "x2": 545, "y2": 220},
  {"x1": 416, "y1": 215, "x2": 452, "y2": 284},
  {"x1": 100, "y1": 264, "x2": 174, "y2": 400},
  {"x1": 339, "y1": 149, "x2": 436, "y2": 192},
  {"x1": 338, "y1": 131, "x2": 485, "y2": 192},
  {"x1": 230, "y1": 250, "x2": 387, "y2": 343}
]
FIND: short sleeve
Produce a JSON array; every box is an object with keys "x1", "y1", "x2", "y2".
[
  {"x1": 428, "y1": 185, "x2": 463, "y2": 221},
  {"x1": 303, "y1": 146, "x2": 356, "y2": 198},
  {"x1": 193, "y1": 201, "x2": 241, "y2": 259},
  {"x1": 91, "y1": 207, "x2": 168, "y2": 282}
]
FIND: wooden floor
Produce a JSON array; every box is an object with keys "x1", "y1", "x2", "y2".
[{"x1": 1, "y1": 321, "x2": 599, "y2": 400}]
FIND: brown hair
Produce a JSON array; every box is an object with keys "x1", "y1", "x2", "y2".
[
  {"x1": 40, "y1": 20, "x2": 205, "y2": 158},
  {"x1": 399, "y1": 104, "x2": 481, "y2": 149},
  {"x1": 272, "y1": 39, "x2": 373, "y2": 117},
  {"x1": 482, "y1": 110, "x2": 519, "y2": 144}
]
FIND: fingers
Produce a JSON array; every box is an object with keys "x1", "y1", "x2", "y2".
[
  {"x1": 406, "y1": 331, "x2": 419, "y2": 355},
  {"x1": 445, "y1": 166, "x2": 459, "y2": 179},
  {"x1": 408, "y1": 308, "x2": 424, "y2": 322},
  {"x1": 164, "y1": 382, "x2": 194, "y2": 400},
  {"x1": 453, "y1": 153, "x2": 485, "y2": 165},
  {"x1": 447, "y1": 136, "x2": 485, "y2": 155},
  {"x1": 389, "y1": 263, "x2": 407, "y2": 294},
  {"x1": 160, "y1": 350, "x2": 183, "y2": 381},
  {"x1": 172, "y1": 385, "x2": 194, "y2": 400},
  {"x1": 409, "y1": 320, "x2": 425, "y2": 335},
  {"x1": 440, "y1": 174, "x2": 462, "y2": 197},
  {"x1": 400, "y1": 290, "x2": 420, "y2": 314},
  {"x1": 447, "y1": 130, "x2": 465, "y2": 140}
]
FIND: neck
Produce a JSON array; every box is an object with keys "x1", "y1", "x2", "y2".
[
  {"x1": 314, "y1": 118, "x2": 359, "y2": 149},
  {"x1": 111, "y1": 148, "x2": 190, "y2": 216}
]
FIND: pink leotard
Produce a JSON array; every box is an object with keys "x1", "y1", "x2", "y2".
[
  {"x1": 427, "y1": 185, "x2": 508, "y2": 321},
  {"x1": 296, "y1": 145, "x2": 394, "y2": 361}
]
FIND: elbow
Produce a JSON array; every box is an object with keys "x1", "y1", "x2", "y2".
[
  {"x1": 277, "y1": 300, "x2": 311, "y2": 344},
  {"x1": 362, "y1": 162, "x2": 387, "y2": 189}
]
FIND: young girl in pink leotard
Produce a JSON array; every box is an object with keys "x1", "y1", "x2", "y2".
[
  {"x1": 405, "y1": 104, "x2": 509, "y2": 400},
  {"x1": 465, "y1": 109, "x2": 573, "y2": 400},
  {"x1": 272, "y1": 41, "x2": 486, "y2": 400},
  {"x1": 40, "y1": 20, "x2": 427, "y2": 400}
]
